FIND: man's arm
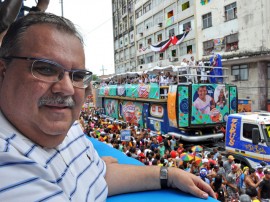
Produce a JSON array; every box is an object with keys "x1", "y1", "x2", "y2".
[
  {"x1": 105, "y1": 164, "x2": 216, "y2": 199},
  {"x1": 0, "y1": 0, "x2": 22, "y2": 33},
  {"x1": 36, "y1": 0, "x2": 50, "y2": 12}
]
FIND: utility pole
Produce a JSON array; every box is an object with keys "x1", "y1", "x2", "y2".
[
  {"x1": 60, "y1": 0, "x2": 64, "y2": 17},
  {"x1": 100, "y1": 65, "x2": 107, "y2": 76}
]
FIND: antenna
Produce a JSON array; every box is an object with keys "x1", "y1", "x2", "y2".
[{"x1": 100, "y1": 65, "x2": 107, "y2": 76}]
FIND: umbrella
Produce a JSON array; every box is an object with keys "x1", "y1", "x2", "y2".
[
  {"x1": 180, "y1": 153, "x2": 193, "y2": 162},
  {"x1": 191, "y1": 145, "x2": 203, "y2": 152},
  {"x1": 193, "y1": 156, "x2": 202, "y2": 166}
]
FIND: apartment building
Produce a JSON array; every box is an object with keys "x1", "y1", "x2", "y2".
[{"x1": 112, "y1": 0, "x2": 270, "y2": 110}]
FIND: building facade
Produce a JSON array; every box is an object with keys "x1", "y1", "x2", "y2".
[{"x1": 111, "y1": 0, "x2": 270, "y2": 110}]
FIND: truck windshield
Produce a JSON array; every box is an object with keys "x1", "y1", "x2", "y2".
[{"x1": 262, "y1": 124, "x2": 270, "y2": 143}]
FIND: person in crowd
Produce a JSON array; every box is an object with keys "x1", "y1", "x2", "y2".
[
  {"x1": 170, "y1": 135, "x2": 177, "y2": 151},
  {"x1": 258, "y1": 168, "x2": 270, "y2": 202},
  {"x1": 198, "y1": 60, "x2": 207, "y2": 83},
  {"x1": 158, "y1": 142, "x2": 165, "y2": 157},
  {"x1": 223, "y1": 155, "x2": 235, "y2": 177},
  {"x1": 246, "y1": 187, "x2": 260, "y2": 202},
  {"x1": 193, "y1": 85, "x2": 215, "y2": 115},
  {"x1": 226, "y1": 164, "x2": 240, "y2": 201},
  {"x1": 0, "y1": 13, "x2": 215, "y2": 201},
  {"x1": 244, "y1": 168, "x2": 260, "y2": 190},
  {"x1": 239, "y1": 166, "x2": 250, "y2": 194},
  {"x1": 210, "y1": 174, "x2": 226, "y2": 202},
  {"x1": 189, "y1": 56, "x2": 198, "y2": 83},
  {"x1": 200, "y1": 168, "x2": 210, "y2": 184},
  {"x1": 239, "y1": 194, "x2": 252, "y2": 202},
  {"x1": 255, "y1": 164, "x2": 265, "y2": 180}
]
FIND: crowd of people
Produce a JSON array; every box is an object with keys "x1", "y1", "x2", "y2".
[
  {"x1": 81, "y1": 110, "x2": 270, "y2": 202},
  {"x1": 101, "y1": 56, "x2": 218, "y2": 87}
]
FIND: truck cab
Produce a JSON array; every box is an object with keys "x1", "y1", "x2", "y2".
[{"x1": 225, "y1": 112, "x2": 270, "y2": 168}]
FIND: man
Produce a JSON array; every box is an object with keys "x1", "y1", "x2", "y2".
[
  {"x1": 223, "y1": 155, "x2": 235, "y2": 176},
  {"x1": 0, "y1": 13, "x2": 215, "y2": 201},
  {"x1": 244, "y1": 168, "x2": 260, "y2": 190},
  {"x1": 193, "y1": 85, "x2": 215, "y2": 115},
  {"x1": 226, "y1": 164, "x2": 240, "y2": 201},
  {"x1": 0, "y1": 0, "x2": 50, "y2": 44},
  {"x1": 258, "y1": 169, "x2": 270, "y2": 202},
  {"x1": 189, "y1": 56, "x2": 198, "y2": 83},
  {"x1": 255, "y1": 164, "x2": 265, "y2": 180}
]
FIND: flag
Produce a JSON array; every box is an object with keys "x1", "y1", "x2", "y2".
[
  {"x1": 150, "y1": 38, "x2": 172, "y2": 52},
  {"x1": 150, "y1": 29, "x2": 190, "y2": 52},
  {"x1": 171, "y1": 31, "x2": 189, "y2": 45}
]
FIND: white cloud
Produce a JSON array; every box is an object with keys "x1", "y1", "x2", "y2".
[{"x1": 24, "y1": 0, "x2": 115, "y2": 76}]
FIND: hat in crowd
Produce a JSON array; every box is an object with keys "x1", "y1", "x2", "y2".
[
  {"x1": 170, "y1": 150, "x2": 177, "y2": 158},
  {"x1": 228, "y1": 155, "x2": 235, "y2": 160},
  {"x1": 231, "y1": 164, "x2": 238, "y2": 170},
  {"x1": 264, "y1": 168, "x2": 270, "y2": 175},
  {"x1": 213, "y1": 165, "x2": 219, "y2": 169},
  {"x1": 202, "y1": 158, "x2": 209, "y2": 164},
  {"x1": 200, "y1": 168, "x2": 208, "y2": 178},
  {"x1": 256, "y1": 164, "x2": 264, "y2": 170}
]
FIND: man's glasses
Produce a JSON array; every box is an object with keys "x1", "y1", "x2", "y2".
[{"x1": 3, "y1": 56, "x2": 92, "y2": 89}]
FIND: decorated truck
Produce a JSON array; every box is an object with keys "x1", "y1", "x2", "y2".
[
  {"x1": 98, "y1": 66, "x2": 238, "y2": 142},
  {"x1": 225, "y1": 112, "x2": 270, "y2": 167}
]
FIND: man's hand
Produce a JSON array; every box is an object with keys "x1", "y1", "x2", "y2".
[{"x1": 168, "y1": 167, "x2": 216, "y2": 199}]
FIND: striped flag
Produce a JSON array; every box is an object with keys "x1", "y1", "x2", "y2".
[{"x1": 150, "y1": 29, "x2": 190, "y2": 52}]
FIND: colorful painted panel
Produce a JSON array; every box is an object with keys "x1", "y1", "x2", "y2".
[
  {"x1": 167, "y1": 85, "x2": 178, "y2": 127},
  {"x1": 191, "y1": 84, "x2": 229, "y2": 125},
  {"x1": 117, "y1": 85, "x2": 126, "y2": 96},
  {"x1": 238, "y1": 99, "x2": 252, "y2": 112},
  {"x1": 225, "y1": 116, "x2": 241, "y2": 147},
  {"x1": 104, "y1": 86, "x2": 110, "y2": 96},
  {"x1": 149, "y1": 83, "x2": 160, "y2": 99},
  {"x1": 122, "y1": 101, "x2": 143, "y2": 127},
  {"x1": 150, "y1": 104, "x2": 164, "y2": 118},
  {"x1": 99, "y1": 86, "x2": 105, "y2": 96},
  {"x1": 104, "y1": 99, "x2": 118, "y2": 119},
  {"x1": 109, "y1": 85, "x2": 117, "y2": 96},
  {"x1": 178, "y1": 85, "x2": 189, "y2": 127},
  {"x1": 229, "y1": 86, "x2": 237, "y2": 114},
  {"x1": 138, "y1": 84, "x2": 150, "y2": 98},
  {"x1": 126, "y1": 84, "x2": 139, "y2": 98}
]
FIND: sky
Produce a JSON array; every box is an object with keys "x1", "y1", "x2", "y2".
[{"x1": 24, "y1": 0, "x2": 115, "y2": 76}]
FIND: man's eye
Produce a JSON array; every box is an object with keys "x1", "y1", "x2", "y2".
[
  {"x1": 33, "y1": 63, "x2": 58, "y2": 76},
  {"x1": 73, "y1": 72, "x2": 86, "y2": 81}
]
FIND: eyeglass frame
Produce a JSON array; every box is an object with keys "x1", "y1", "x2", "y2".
[{"x1": 2, "y1": 56, "x2": 93, "y2": 89}]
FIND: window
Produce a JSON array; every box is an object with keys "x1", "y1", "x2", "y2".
[
  {"x1": 169, "y1": 28, "x2": 175, "y2": 37},
  {"x1": 146, "y1": 55, "x2": 153, "y2": 63},
  {"x1": 187, "y1": 45, "x2": 192, "y2": 54},
  {"x1": 182, "y1": 1, "x2": 190, "y2": 11},
  {"x1": 147, "y1": 38, "x2": 152, "y2": 45},
  {"x1": 225, "y1": 33, "x2": 239, "y2": 51},
  {"x1": 225, "y1": 2, "x2": 237, "y2": 21},
  {"x1": 135, "y1": 9, "x2": 142, "y2": 19},
  {"x1": 171, "y1": 49, "x2": 177, "y2": 57},
  {"x1": 167, "y1": 10, "x2": 174, "y2": 18},
  {"x1": 159, "y1": 53, "x2": 164, "y2": 60},
  {"x1": 202, "y1": 13, "x2": 212, "y2": 29},
  {"x1": 243, "y1": 123, "x2": 259, "y2": 140},
  {"x1": 143, "y1": 2, "x2": 151, "y2": 13},
  {"x1": 183, "y1": 21, "x2": 191, "y2": 31},
  {"x1": 231, "y1": 64, "x2": 248, "y2": 81},
  {"x1": 203, "y1": 40, "x2": 214, "y2": 55},
  {"x1": 157, "y1": 34, "x2": 162, "y2": 42}
]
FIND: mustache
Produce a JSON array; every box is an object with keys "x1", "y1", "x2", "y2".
[{"x1": 38, "y1": 95, "x2": 75, "y2": 107}]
